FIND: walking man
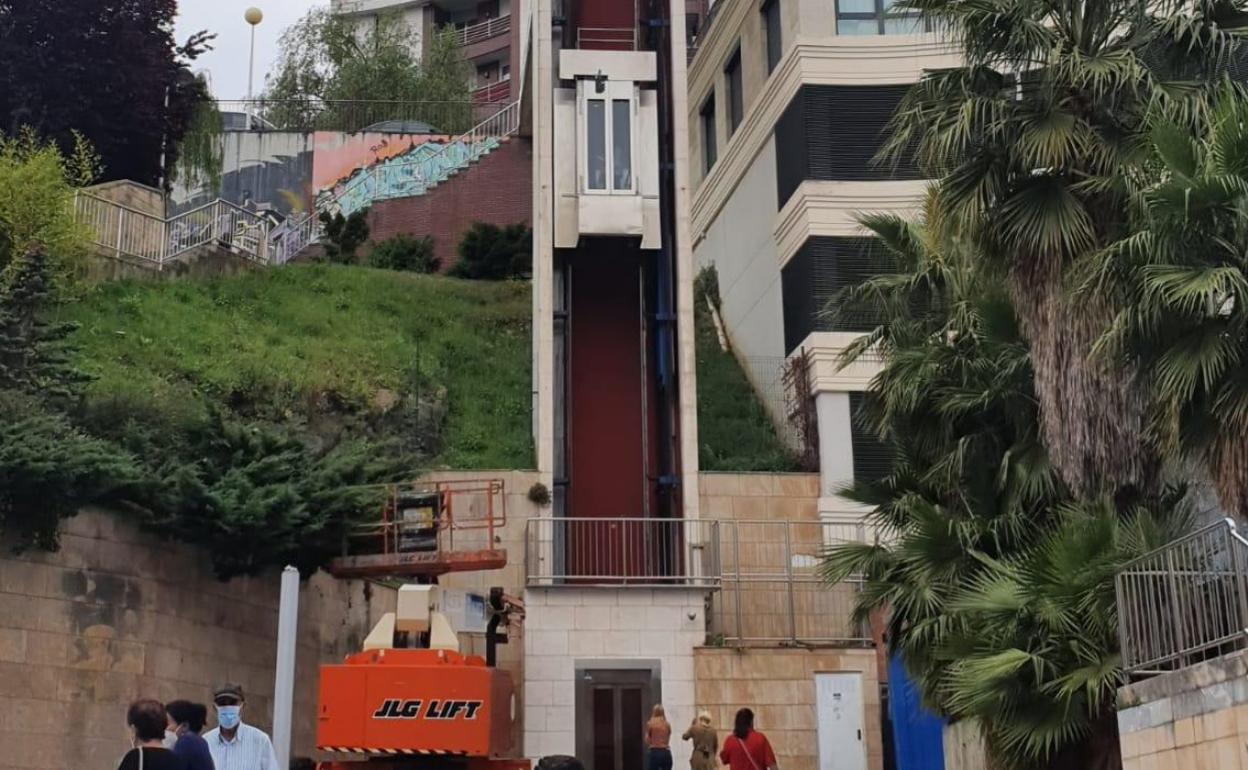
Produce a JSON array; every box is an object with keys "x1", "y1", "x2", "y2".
[{"x1": 203, "y1": 683, "x2": 279, "y2": 770}]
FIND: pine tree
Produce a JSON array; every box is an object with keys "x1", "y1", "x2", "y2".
[{"x1": 0, "y1": 248, "x2": 89, "y2": 405}]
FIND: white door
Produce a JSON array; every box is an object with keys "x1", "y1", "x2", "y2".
[{"x1": 815, "y1": 672, "x2": 867, "y2": 770}]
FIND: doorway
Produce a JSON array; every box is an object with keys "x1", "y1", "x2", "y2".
[
  {"x1": 575, "y1": 666, "x2": 661, "y2": 770},
  {"x1": 815, "y1": 672, "x2": 867, "y2": 770}
]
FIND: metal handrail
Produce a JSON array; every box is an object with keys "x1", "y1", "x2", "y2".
[
  {"x1": 1116, "y1": 518, "x2": 1248, "y2": 676},
  {"x1": 75, "y1": 192, "x2": 274, "y2": 268},
  {"x1": 457, "y1": 14, "x2": 511, "y2": 46},
  {"x1": 214, "y1": 99, "x2": 487, "y2": 133}
]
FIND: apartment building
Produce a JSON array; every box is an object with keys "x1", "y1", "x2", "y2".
[
  {"x1": 333, "y1": 0, "x2": 519, "y2": 104},
  {"x1": 687, "y1": 0, "x2": 957, "y2": 537}
]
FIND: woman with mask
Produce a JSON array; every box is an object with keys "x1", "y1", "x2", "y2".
[
  {"x1": 166, "y1": 700, "x2": 215, "y2": 770},
  {"x1": 117, "y1": 699, "x2": 186, "y2": 770}
]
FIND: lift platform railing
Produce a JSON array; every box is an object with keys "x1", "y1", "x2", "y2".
[
  {"x1": 331, "y1": 478, "x2": 508, "y2": 578},
  {"x1": 525, "y1": 517, "x2": 721, "y2": 587}
]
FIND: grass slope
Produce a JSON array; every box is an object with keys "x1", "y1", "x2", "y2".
[
  {"x1": 62, "y1": 264, "x2": 533, "y2": 469},
  {"x1": 694, "y1": 299, "x2": 799, "y2": 472}
]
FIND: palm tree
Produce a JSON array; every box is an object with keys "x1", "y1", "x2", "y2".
[
  {"x1": 883, "y1": 0, "x2": 1248, "y2": 498},
  {"x1": 1093, "y1": 84, "x2": 1248, "y2": 516},
  {"x1": 822, "y1": 203, "x2": 1188, "y2": 770}
]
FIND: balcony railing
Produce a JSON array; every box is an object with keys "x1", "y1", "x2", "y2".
[
  {"x1": 525, "y1": 518, "x2": 721, "y2": 587},
  {"x1": 1116, "y1": 518, "x2": 1248, "y2": 676},
  {"x1": 472, "y1": 80, "x2": 512, "y2": 104},
  {"x1": 524, "y1": 517, "x2": 870, "y2": 646},
  {"x1": 458, "y1": 14, "x2": 511, "y2": 46}
]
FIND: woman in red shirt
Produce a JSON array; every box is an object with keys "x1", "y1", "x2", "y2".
[{"x1": 719, "y1": 708, "x2": 777, "y2": 770}]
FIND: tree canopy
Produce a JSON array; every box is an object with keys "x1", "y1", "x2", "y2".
[
  {"x1": 263, "y1": 9, "x2": 473, "y2": 132},
  {"x1": 0, "y1": 0, "x2": 213, "y2": 188}
]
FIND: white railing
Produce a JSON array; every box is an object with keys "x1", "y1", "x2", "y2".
[
  {"x1": 458, "y1": 14, "x2": 511, "y2": 46},
  {"x1": 321, "y1": 100, "x2": 522, "y2": 217},
  {"x1": 75, "y1": 193, "x2": 275, "y2": 268},
  {"x1": 577, "y1": 27, "x2": 638, "y2": 50},
  {"x1": 269, "y1": 211, "x2": 320, "y2": 265}
]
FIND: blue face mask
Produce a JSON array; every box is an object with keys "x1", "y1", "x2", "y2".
[{"x1": 216, "y1": 705, "x2": 242, "y2": 730}]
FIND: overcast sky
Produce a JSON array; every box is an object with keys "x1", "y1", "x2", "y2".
[{"x1": 175, "y1": 0, "x2": 329, "y2": 99}]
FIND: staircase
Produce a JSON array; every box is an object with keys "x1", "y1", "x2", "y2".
[{"x1": 74, "y1": 101, "x2": 522, "y2": 271}]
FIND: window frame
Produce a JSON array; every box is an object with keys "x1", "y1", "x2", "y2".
[
  {"x1": 724, "y1": 47, "x2": 743, "y2": 136},
  {"x1": 834, "y1": 0, "x2": 929, "y2": 35},
  {"x1": 700, "y1": 94, "x2": 717, "y2": 173},
  {"x1": 578, "y1": 79, "x2": 638, "y2": 196},
  {"x1": 761, "y1": 0, "x2": 782, "y2": 75}
]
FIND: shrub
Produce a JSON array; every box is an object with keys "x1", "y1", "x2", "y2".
[
  {"x1": 450, "y1": 222, "x2": 531, "y2": 280},
  {"x1": 0, "y1": 129, "x2": 97, "y2": 280},
  {"x1": 319, "y1": 209, "x2": 370, "y2": 264},
  {"x1": 368, "y1": 234, "x2": 439, "y2": 273}
]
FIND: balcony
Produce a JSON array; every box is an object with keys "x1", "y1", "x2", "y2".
[
  {"x1": 472, "y1": 80, "x2": 512, "y2": 104},
  {"x1": 457, "y1": 13, "x2": 511, "y2": 45},
  {"x1": 524, "y1": 517, "x2": 870, "y2": 646}
]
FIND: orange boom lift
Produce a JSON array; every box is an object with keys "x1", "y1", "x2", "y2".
[{"x1": 317, "y1": 480, "x2": 528, "y2": 770}]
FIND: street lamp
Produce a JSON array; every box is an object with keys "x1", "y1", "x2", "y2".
[{"x1": 245, "y1": 7, "x2": 264, "y2": 130}]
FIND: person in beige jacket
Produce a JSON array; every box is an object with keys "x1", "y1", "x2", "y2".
[{"x1": 682, "y1": 711, "x2": 718, "y2": 770}]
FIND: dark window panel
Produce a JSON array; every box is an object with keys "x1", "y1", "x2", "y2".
[
  {"x1": 849, "y1": 391, "x2": 890, "y2": 484},
  {"x1": 780, "y1": 236, "x2": 891, "y2": 353}
]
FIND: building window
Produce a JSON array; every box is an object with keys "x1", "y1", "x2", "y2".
[
  {"x1": 725, "y1": 48, "x2": 743, "y2": 135},
  {"x1": 762, "y1": 0, "x2": 782, "y2": 74},
  {"x1": 501, "y1": 63, "x2": 511, "y2": 81},
  {"x1": 700, "y1": 95, "x2": 717, "y2": 172},
  {"x1": 835, "y1": 0, "x2": 926, "y2": 35},
  {"x1": 581, "y1": 80, "x2": 636, "y2": 194}
]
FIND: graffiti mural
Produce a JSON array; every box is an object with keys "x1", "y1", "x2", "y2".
[{"x1": 315, "y1": 136, "x2": 503, "y2": 217}]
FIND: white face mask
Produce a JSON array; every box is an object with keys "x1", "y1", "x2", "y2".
[{"x1": 163, "y1": 730, "x2": 178, "y2": 750}]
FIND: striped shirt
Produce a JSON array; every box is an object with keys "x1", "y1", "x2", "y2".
[{"x1": 203, "y1": 723, "x2": 280, "y2": 770}]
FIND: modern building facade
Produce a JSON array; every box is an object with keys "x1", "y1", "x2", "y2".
[{"x1": 687, "y1": 0, "x2": 957, "y2": 539}]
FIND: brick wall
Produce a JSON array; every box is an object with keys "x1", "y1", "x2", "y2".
[
  {"x1": 367, "y1": 137, "x2": 533, "y2": 272},
  {"x1": 0, "y1": 509, "x2": 396, "y2": 770},
  {"x1": 694, "y1": 648, "x2": 884, "y2": 770}
]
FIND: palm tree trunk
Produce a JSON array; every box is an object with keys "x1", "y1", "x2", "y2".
[{"x1": 1008, "y1": 256, "x2": 1158, "y2": 499}]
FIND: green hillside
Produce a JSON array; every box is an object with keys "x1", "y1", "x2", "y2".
[{"x1": 62, "y1": 264, "x2": 533, "y2": 470}]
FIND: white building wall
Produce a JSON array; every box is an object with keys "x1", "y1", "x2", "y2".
[
  {"x1": 692, "y1": 137, "x2": 785, "y2": 371},
  {"x1": 524, "y1": 588, "x2": 708, "y2": 765}
]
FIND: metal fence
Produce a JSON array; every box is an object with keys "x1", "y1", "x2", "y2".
[
  {"x1": 525, "y1": 518, "x2": 722, "y2": 587},
  {"x1": 1116, "y1": 518, "x2": 1248, "y2": 676},
  {"x1": 712, "y1": 519, "x2": 869, "y2": 646},
  {"x1": 214, "y1": 99, "x2": 496, "y2": 134}
]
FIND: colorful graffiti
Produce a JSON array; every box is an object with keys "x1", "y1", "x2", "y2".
[{"x1": 316, "y1": 136, "x2": 503, "y2": 217}]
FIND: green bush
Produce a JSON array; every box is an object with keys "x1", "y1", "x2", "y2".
[
  {"x1": 450, "y1": 222, "x2": 531, "y2": 280},
  {"x1": 319, "y1": 209, "x2": 370, "y2": 264},
  {"x1": 368, "y1": 234, "x2": 439, "y2": 273}
]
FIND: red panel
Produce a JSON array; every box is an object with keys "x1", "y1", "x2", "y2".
[
  {"x1": 568, "y1": 251, "x2": 645, "y2": 525},
  {"x1": 575, "y1": 0, "x2": 637, "y2": 50}
]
